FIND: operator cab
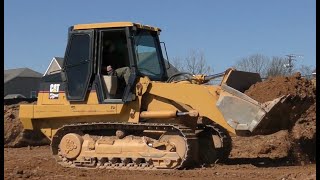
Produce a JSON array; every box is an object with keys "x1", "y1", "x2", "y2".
[
  {"x1": 61, "y1": 22, "x2": 168, "y2": 103},
  {"x1": 100, "y1": 30, "x2": 130, "y2": 100}
]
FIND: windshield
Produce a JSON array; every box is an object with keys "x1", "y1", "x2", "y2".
[{"x1": 134, "y1": 30, "x2": 164, "y2": 80}]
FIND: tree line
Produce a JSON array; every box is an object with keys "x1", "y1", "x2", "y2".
[
  {"x1": 233, "y1": 54, "x2": 314, "y2": 78},
  {"x1": 170, "y1": 51, "x2": 314, "y2": 79}
]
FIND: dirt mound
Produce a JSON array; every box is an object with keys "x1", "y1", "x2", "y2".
[
  {"x1": 236, "y1": 73, "x2": 317, "y2": 164},
  {"x1": 245, "y1": 72, "x2": 315, "y2": 103},
  {"x1": 244, "y1": 72, "x2": 315, "y2": 133},
  {"x1": 230, "y1": 130, "x2": 291, "y2": 159},
  {"x1": 4, "y1": 102, "x2": 50, "y2": 148},
  {"x1": 290, "y1": 103, "x2": 316, "y2": 163},
  {"x1": 230, "y1": 108, "x2": 316, "y2": 164}
]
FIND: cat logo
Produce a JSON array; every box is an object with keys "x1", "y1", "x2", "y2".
[{"x1": 49, "y1": 84, "x2": 60, "y2": 99}]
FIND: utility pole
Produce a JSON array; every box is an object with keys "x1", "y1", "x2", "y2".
[{"x1": 284, "y1": 54, "x2": 303, "y2": 74}]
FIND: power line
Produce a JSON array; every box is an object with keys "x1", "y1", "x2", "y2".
[{"x1": 284, "y1": 54, "x2": 303, "y2": 74}]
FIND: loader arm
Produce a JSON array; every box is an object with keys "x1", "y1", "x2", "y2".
[
  {"x1": 145, "y1": 76, "x2": 286, "y2": 136},
  {"x1": 146, "y1": 82, "x2": 236, "y2": 134}
]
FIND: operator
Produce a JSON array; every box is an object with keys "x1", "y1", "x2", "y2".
[{"x1": 101, "y1": 40, "x2": 131, "y2": 86}]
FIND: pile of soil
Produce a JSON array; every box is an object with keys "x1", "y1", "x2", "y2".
[
  {"x1": 290, "y1": 102, "x2": 316, "y2": 163},
  {"x1": 4, "y1": 102, "x2": 50, "y2": 148},
  {"x1": 234, "y1": 72, "x2": 317, "y2": 164},
  {"x1": 245, "y1": 72, "x2": 315, "y2": 103},
  {"x1": 230, "y1": 130, "x2": 291, "y2": 159}
]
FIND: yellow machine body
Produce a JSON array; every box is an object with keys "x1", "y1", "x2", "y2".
[{"x1": 19, "y1": 22, "x2": 286, "y2": 170}]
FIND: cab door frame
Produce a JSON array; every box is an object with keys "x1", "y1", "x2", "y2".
[
  {"x1": 62, "y1": 29, "x2": 95, "y2": 101},
  {"x1": 94, "y1": 27, "x2": 137, "y2": 104}
]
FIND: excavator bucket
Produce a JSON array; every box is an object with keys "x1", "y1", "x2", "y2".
[{"x1": 216, "y1": 70, "x2": 289, "y2": 135}]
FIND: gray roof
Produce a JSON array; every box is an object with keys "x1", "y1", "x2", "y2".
[
  {"x1": 54, "y1": 57, "x2": 64, "y2": 67},
  {"x1": 4, "y1": 94, "x2": 26, "y2": 99},
  {"x1": 312, "y1": 69, "x2": 316, "y2": 74},
  {"x1": 4, "y1": 68, "x2": 42, "y2": 83}
]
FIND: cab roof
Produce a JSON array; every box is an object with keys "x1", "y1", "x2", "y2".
[{"x1": 73, "y1": 21, "x2": 161, "y2": 32}]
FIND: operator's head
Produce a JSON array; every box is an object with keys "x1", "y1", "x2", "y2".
[{"x1": 104, "y1": 40, "x2": 116, "y2": 53}]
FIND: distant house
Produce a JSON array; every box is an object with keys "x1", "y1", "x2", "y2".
[
  {"x1": 4, "y1": 94, "x2": 26, "y2": 99},
  {"x1": 4, "y1": 68, "x2": 42, "y2": 98},
  {"x1": 43, "y1": 57, "x2": 64, "y2": 76}
]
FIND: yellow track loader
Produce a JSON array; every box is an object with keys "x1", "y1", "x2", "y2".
[{"x1": 19, "y1": 22, "x2": 286, "y2": 170}]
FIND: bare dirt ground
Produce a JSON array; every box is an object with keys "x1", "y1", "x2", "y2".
[
  {"x1": 3, "y1": 73, "x2": 317, "y2": 179},
  {"x1": 4, "y1": 146, "x2": 316, "y2": 180}
]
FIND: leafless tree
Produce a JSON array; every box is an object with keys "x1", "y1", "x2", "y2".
[
  {"x1": 171, "y1": 49, "x2": 213, "y2": 75},
  {"x1": 170, "y1": 56, "x2": 184, "y2": 72},
  {"x1": 265, "y1": 56, "x2": 290, "y2": 77},
  {"x1": 234, "y1": 54, "x2": 269, "y2": 77},
  {"x1": 298, "y1": 65, "x2": 314, "y2": 79},
  {"x1": 184, "y1": 50, "x2": 212, "y2": 75}
]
